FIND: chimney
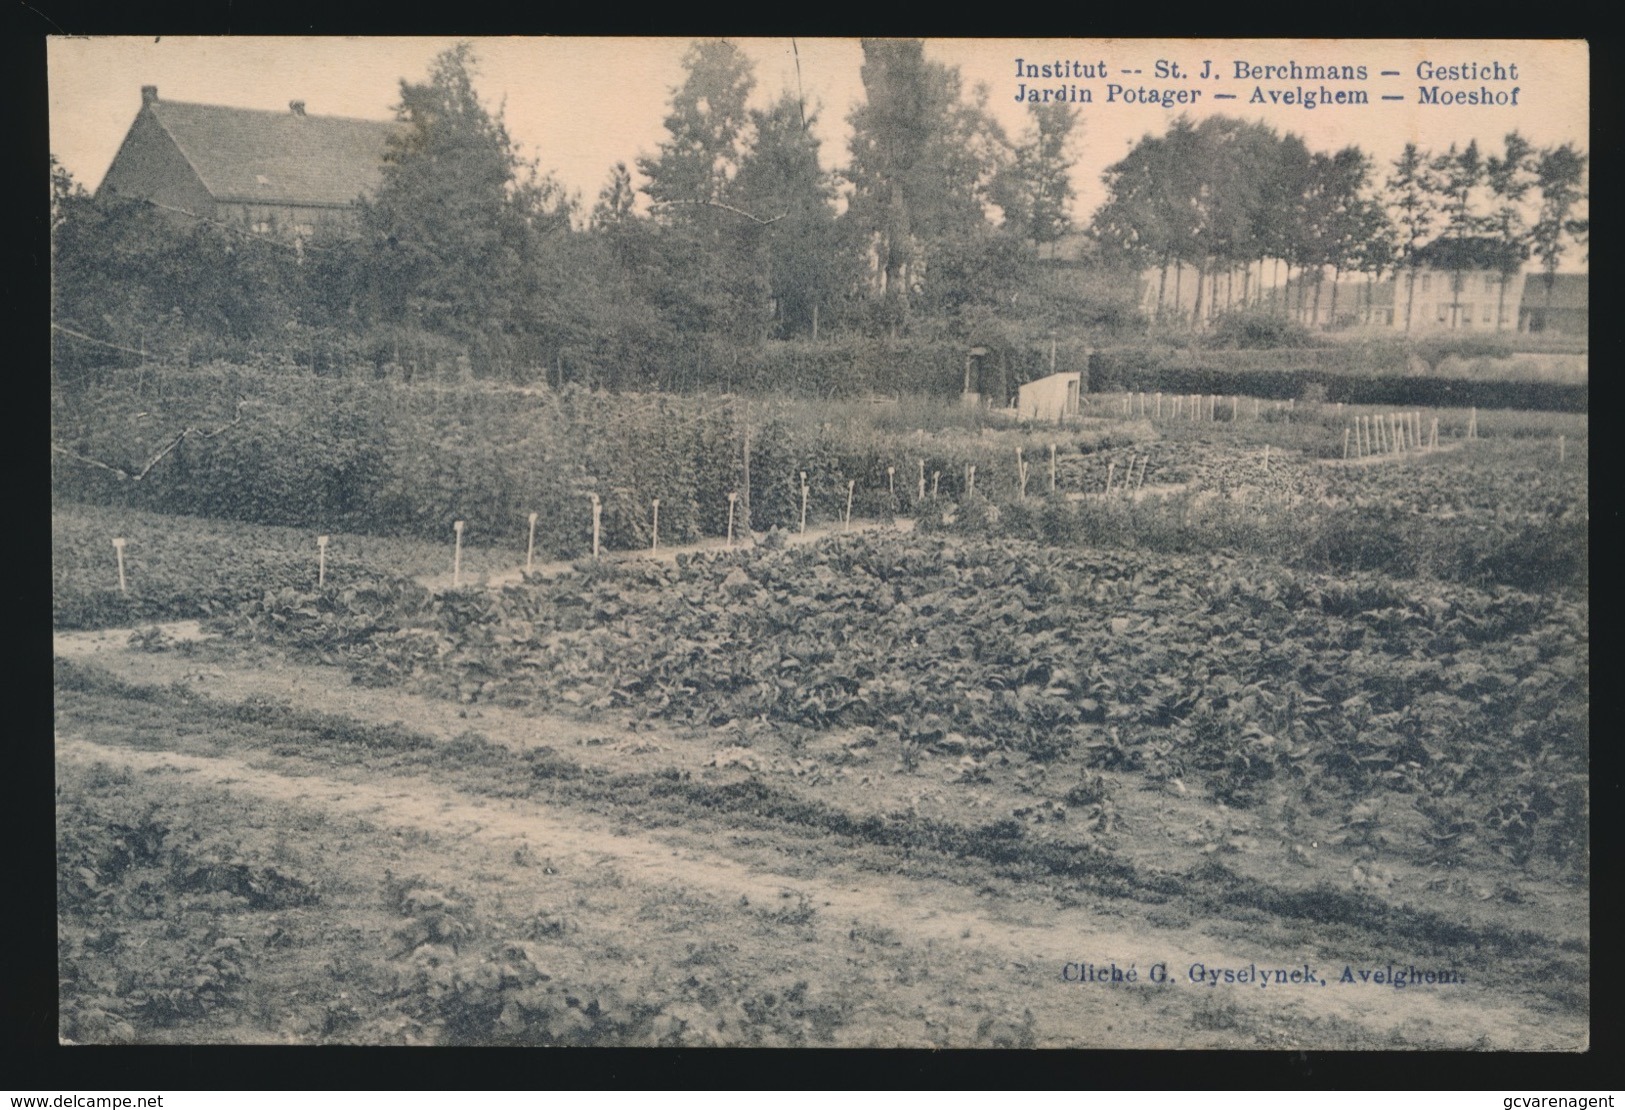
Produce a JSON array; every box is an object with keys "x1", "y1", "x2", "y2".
[
  {"x1": 289, "y1": 100, "x2": 306, "y2": 116},
  {"x1": 141, "y1": 85, "x2": 158, "y2": 106}
]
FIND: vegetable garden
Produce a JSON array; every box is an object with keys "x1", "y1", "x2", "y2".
[{"x1": 53, "y1": 369, "x2": 1589, "y2": 1049}]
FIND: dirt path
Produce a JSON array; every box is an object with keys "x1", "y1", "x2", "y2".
[{"x1": 54, "y1": 726, "x2": 1576, "y2": 1050}]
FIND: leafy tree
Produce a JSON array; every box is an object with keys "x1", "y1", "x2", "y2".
[
  {"x1": 638, "y1": 40, "x2": 771, "y2": 378},
  {"x1": 732, "y1": 92, "x2": 844, "y2": 339},
  {"x1": 1303, "y1": 147, "x2": 1374, "y2": 327},
  {"x1": 359, "y1": 43, "x2": 571, "y2": 376},
  {"x1": 844, "y1": 39, "x2": 1010, "y2": 335},
  {"x1": 1430, "y1": 140, "x2": 1486, "y2": 327},
  {"x1": 997, "y1": 102, "x2": 1080, "y2": 253},
  {"x1": 1384, "y1": 143, "x2": 1439, "y2": 332},
  {"x1": 590, "y1": 162, "x2": 637, "y2": 230},
  {"x1": 1531, "y1": 142, "x2": 1587, "y2": 310},
  {"x1": 1484, "y1": 132, "x2": 1535, "y2": 329},
  {"x1": 638, "y1": 39, "x2": 755, "y2": 211}
]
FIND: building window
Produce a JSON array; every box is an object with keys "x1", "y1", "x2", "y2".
[
  {"x1": 1485, "y1": 275, "x2": 1498, "y2": 293},
  {"x1": 1436, "y1": 303, "x2": 1449, "y2": 323},
  {"x1": 1460, "y1": 304, "x2": 1473, "y2": 326},
  {"x1": 1482, "y1": 303, "x2": 1493, "y2": 323},
  {"x1": 1421, "y1": 274, "x2": 1431, "y2": 292}
]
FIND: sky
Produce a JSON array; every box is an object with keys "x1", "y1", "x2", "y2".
[{"x1": 49, "y1": 37, "x2": 1589, "y2": 243}]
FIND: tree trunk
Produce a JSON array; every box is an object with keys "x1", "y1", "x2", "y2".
[
  {"x1": 1157, "y1": 258, "x2": 1169, "y2": 320},
  {"x1": 1193, "y1": 264, "x2": 1206, "y2": 330}
]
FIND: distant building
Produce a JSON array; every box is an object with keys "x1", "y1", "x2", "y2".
[
  {"x1": 1519, "y1": 273, "x2": 1588, "y2": 335},
  {"x1": 96, "y1": 86, "x2": 402, "y2": 239},
  {"x1": 1134, "y1": 235, "x2": 1571, "y2": 335}
]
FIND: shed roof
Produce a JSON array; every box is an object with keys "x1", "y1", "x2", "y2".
[{"x1": 148, "y1": 98, "x2": 404, "y2": 208}]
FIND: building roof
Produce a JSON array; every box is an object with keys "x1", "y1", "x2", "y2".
[
  {"x1": 147, "y1": 97, "x2": 404, "y2": 208},
  {"x1": 1520, "y1": 273, "x2": 1588, "y2": 312},
  {"x1": 1411, "y1": 235, "x2": 1526, "y2": 273}
]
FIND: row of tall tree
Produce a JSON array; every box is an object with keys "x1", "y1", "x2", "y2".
[
  {"x1": 1094, "y1": 117, "x2": 1588, "y2": 332},
  {"x1": 53, "y1": 40, "x2": 1588, "y2": 390},
  {"x1": 53, "y1": 40, "x2": 1098, "y2": 388}
]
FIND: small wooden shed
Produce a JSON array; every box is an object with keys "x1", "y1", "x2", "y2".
[{"x1": 1016, "y1": 372, "x2": 1082, "y2": 423}]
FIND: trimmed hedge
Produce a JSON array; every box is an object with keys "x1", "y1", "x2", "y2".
[{"x1": 1087, "y1": 351, "x2": 1587, "y2": 412}]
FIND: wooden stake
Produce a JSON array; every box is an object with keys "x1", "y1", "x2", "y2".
[
  {"x1": 1155, "y1": 392, "x2": 1162, "y2": 419},
  {"x1": 525, "y1": 513, "x2": 537, "y2": 572},
  {"x1": 453, "y1": 520, "x2": 464, "y2": 587},
  {"x1": 1263, "y1": 445, "x2": 1270, "y2": 472},
  {"x1": 1342, "y1": 428, "x2": 1350, "y2": 460},
  {"x1": 317, "y1": 534, "x2": 329, "y2": 587},
  {"x1": 917, "y1": 459, "x2": 926, "y2": 503},
  {"x1": 112, "y1": 537, "x2": 127, "y2": 595},
  {"x1": 1559, "y1": 434, "x2": 1566, "y2": 462},
  {"x1": 1049, "y1": 444, "x2": 1057, "y2": 492},
  {"x1": 1105, "y1": 461, "x2": 1115, "y2": 495},
  {"x1": 799, "y1": 473, "x2": 809, "y2": 534},
  {"x1": 1136, "y1": 455, "x2": 1148, "y2": 491},
  {"x1": 590, "y1": 495, "x2": 601, "y2": 559},
  {"x1": 727, "y1": 492, "x2": 737, "y2": 548},
  {"x1": 1016, "y1": 448, "x2": 1027, "y2": 499},
  {"x1": 844, "y1": 480, "x2": 855, "y2": 530},
  {"x1": 966, "y1": 465, "x2": 976, "y2": 498},
  {"x1": 932, "y1": 471, "x2": 940, "y2": 499},
  {"x1": 651, "y1": 499, "x2": 660, "y2": 552},
  {"x1": 887, "y1": 466, "x2": 895, "y2": 500}
]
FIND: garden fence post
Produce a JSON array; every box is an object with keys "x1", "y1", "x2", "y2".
[
  {"x1": 590, "y1": 495, "x2": 601, "y2": 560},
  {"x1": 1343, "y1": 428, "x2": 1350, "y2": 460},
  {"x1": 887, "y1": 466, "x2": 895, "y2": 501},
  {"x1": 844, "y1": 481, "x2": 855, "y2": 530},
  {"x1": 1155, "y1": 392, "x2": 1162, "y2": 419},
  {"x1": 526, "y1": 512, "x2": 537, "y2": 573},
  {"x1": 1263, "y1": 445, "x2": 1270, "y2": 472},
  {"x1": 317, "y1": 535, "x2": 329, "y2": 587},
  {"x1": 651, "y1": 499, "x2": 659, "y2": 552},
  {"x1": 453, "y1": 521, "x2": 464, "y2": 587},
  {"x1": 1105, "y1": 460, "x2": 1115, "y2": 496},
  {"x1": 799, "y1": 473, "x2": 809, "y2": 535},
  {"x1": 966, "y1": 465, "x2": 976, "y2": 499},
  {"x1": 1016, "y1": 448, "x2": 1026, "y2": 499},
  {"x1": 932, "y1": 472, "x2": 940, "y2": 500},
  {"x1": 112, "y1": 537, "x2": 127, "y2": 595},
  {"x1": 1049, "y1": 444, "x2": 1057, "y2": 493},
  {"x1": 727, "y1": 493, "x2": 737, "y2": 548},
  {"x1": 917, "y1": 460, "x2": 926, "y2": 503}
]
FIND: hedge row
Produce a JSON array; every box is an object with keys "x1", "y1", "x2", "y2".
[
  {"x1": 50, "y1": 366, "x2": 1142, "y2": 554},
  {"x1": 1086, "y1": 353, "x2": 1588, "y2": 412}
]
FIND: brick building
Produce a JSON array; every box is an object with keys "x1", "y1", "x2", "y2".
[{"x1": 96, "y1": 86, "x2": 402, "y2": 239}]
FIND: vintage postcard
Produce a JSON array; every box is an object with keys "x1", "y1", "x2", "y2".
[{"x1": 49, "y1": 37, "x2": 1589, "y2": 1050}]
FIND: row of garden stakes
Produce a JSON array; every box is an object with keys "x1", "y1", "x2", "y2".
[
  {"x1": 1109, "y1": 392, "x2": 1300, "y2": 423},
  {"x1": 1342, "y1": 411, "x2": 1439, "y2": 460}
]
